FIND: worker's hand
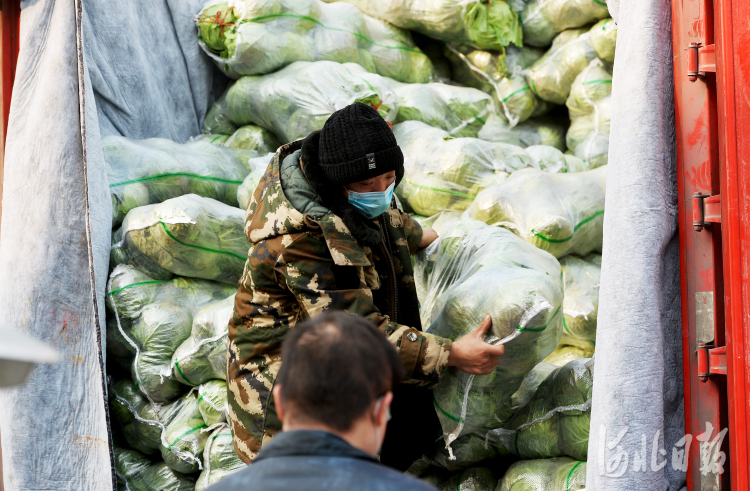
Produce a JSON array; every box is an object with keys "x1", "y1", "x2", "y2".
[
  {"x1": 419, "y1": 227, "x2": 439, "y2": 249},
  {"x1": 447, "y1": 315, "x2": 505, "y2": 375}
]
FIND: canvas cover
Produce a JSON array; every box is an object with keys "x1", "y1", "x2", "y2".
[{"x1": 0, "y1": 0, "x2": 682, "y2": 490}]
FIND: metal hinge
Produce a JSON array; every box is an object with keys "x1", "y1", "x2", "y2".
[
  {"x1": 692, "y1": 193, "x2": 721, "y2": 231},
  {"x1": 687, "y1": 43, "x2": 716, "y2": 81},
  {"x1": 697, "y1": 344, "x2": 727, "y2": 382}
]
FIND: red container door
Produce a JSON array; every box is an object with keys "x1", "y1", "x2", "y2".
[{"x1": 673, "y1": 0, "x2": 750, "y2": 489}]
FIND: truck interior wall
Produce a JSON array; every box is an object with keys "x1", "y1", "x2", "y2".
[
  {"x1": 586, "y1": 0, "x2": 685, "y2": 490},
  {"x1": 0, "y1": 0, "x2": 220, "y2": 489}
]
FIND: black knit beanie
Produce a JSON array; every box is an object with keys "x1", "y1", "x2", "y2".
[
  {"x1": 317, "y1": 102, "x2": 404, "y2": 184},
  {"x1": 300, "y1": 103, "x2": 403, "y2": 248}
]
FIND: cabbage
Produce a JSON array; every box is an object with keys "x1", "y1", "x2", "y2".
[
  {"x1": 478, "y1": 114, "x2": 567, "y2": 151},
  {"x1": 415, "y1": 220, "x2": 563, "y2": 447},
  {"x1": 319, "y1": 0, "x2": 522, "y2": 50},
  {"x1": 387, "y1": 77, "x2": 494, "y2": 137},
  {"x1": 488, "y1": 358, "x2": 594, "y2": 461},
  {"x1": 197, "y1": 380, "x2": 229, "y2": 427},
  {"x1": 172, "y1": 295, "x2": 235, "y2": 386},
  {"x1": 237, "y1": 153, "x2": 274, "y2": 211},
  {"x1": 204, "y1": 61, "x2": 397, "y2": 143},
  {"x1": 525, "y1": 19, "x2": 617, "y2": 105},
  {"x1": 197, "y1": 0, "x2": 434, "y2": 83},
  {"x1": 111, "y1": 195, "x2": 248, "y2": 285},
  {"x1": 161, "y1": 391, "x2": 209, "y2": 473},
  {"x1": 104, "y1": 135, "x2": 257, "y2": 227},
  {"x1": 543, "y1": 345, "x2": 594, "y2": 366},
  {"x1": 442, "y1": 467, "x2": 497, "y2": 491},
  {"x1": 196, "y1": 424, "x2": 246, "y2": 490},
  {"x1": 445, "y1": 45, "x2": 549, "y2": 125},
  {"x1": 566, "y1": 59, "x2": 612, "y2": 167},
  {"x1": 520, "y1": 0, "x2": 610, "y2": 47},
  {"x1": 106, "y1": 265, "x2": 235, "y2": 403},
  {"x1": 466, "y1": 166, "x2": 607, "y2": 258},
  {"x1": 393, "y1": 121, "x2": 535, "y2": 216},
  {"x1": 114, "y1": 447, "x2": 195, "y2": 491},
  {"x1": 496, "y1": 457, "x2": 586, "y2": 491},
  {"x1": 224, "y1": 125, "x2": 281, "y2": 154},
  {"x1": 560, "y1": 254, "x2": 601, "y2": 349}
]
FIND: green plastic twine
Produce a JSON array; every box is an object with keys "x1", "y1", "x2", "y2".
[
  {"x1": 174, "y1": 358, "x2": 196, "y2": 386},
  {"x1": 107, "y1": 279, "x2": 170, "y2": 297},
  {"x1": 167, "y1": 424, "x2": 208, "y2": 451},
  {"x1": 566, "y1": 461, "x2": 584, "y2": 491},
  {"x1": 531, "y1": 210, "x2": 604, "y2": 244},
  {"x1": 109, "y1": 172, "x2": 244, "y2": 188},
  {"x1": 582, "y1": 79, "x2": 612, "y2": 85},
  {"x1": 158, "y1": 220, "x2": 246, "y2": 261},
  {"x1": 502, "y1": 85, "x2": 531, "y2": 103}
]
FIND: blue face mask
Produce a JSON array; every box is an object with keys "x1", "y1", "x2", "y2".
[{"x1": 347, "y1": 182, "x2": 395, "y2": 219}]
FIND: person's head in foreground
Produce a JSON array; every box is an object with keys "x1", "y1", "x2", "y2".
[{"x1": 209, "y1": 312, "x2": 439, "y2": 491}]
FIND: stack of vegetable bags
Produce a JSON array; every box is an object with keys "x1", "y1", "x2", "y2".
[{"x1": 414, "y1": 219, "x2": 563, "y2": 454}]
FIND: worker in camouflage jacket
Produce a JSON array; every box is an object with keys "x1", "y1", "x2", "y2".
[{"x1": 228, "y1": 103, "x2": 505, "y2": 470}]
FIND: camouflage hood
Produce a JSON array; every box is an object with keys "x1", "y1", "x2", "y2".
[{"x1": 244, "y1": 140, "x2": 373, "y2": 266}]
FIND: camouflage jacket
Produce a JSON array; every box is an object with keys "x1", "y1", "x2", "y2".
[{"x1": 227, "y1": 140, "x2": 452, "y2": 463}]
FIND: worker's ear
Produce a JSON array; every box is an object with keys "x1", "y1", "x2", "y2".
[
  {"x1": 373, "y1": 391, "x2": 393, "y2": 428},
  {"x1": 272, "y1": 384, "x2": 285, "y2": 424}
]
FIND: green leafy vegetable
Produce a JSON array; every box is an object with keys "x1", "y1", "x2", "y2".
[
  {"x1": 197, "y1": 0, "x2": 434, "y2": 82},
  {"x1": 441, "y1": 466, "x2": 497, "y2": 491},
  {"x1": 466, "y1": 166, "x2": 607, "y2": 258},
  {"x1": 543, "y1": 345, "x2": 594, "y2": 367},
  {"x1": 566, "y1": 59, "x2": 612, "y2": 167},
  {"x1": 197, "y1": 380, "x2": 229, "y2": 427},
  {"x1": 104, "y1": 135, "x2": 257, "y2": 227},
  {"x1": 114, "y1": 447, "x2": 196, "y2": 491},
  {"x1": 478, "y1": 114, "x2": 567, "y2": 152},
  {"x1": 559, "y1": 254, "x2": 601, "y2": 348},
  {"x1": 520, "y1": 0, "x2": 610, "y2": 47},
  {"x1": 161, "y1": 391, "x2": 209, "y2": 473},
  {"x1": 496, "y1": 457, "x2": 586, "y2": 491},
  {"x1": 196, "y1": 424, "x2": 247, "y2": 490},
  {"x1": 111, "y1": 194, "x2": 249, "y2": 285},
  {"x1": 204, "y1": 61, "x2": 397, "y2": 143}
]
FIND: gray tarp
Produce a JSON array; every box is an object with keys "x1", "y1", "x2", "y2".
[
  {"x1": 586, "y1": 0, "x2": 685, "y2": 490},
  {"x1": 0, "y1": 0, "x2": 683, "y2": 490},
  {"x1": 0, "y1": 0, "x2": 219, "y2": 489}
]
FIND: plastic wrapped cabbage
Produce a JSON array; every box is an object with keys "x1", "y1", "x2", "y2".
[
  {"x1": 320, "y1": 0, "x2": 522, "y2": 51},
  {"x1": 224, "y1": 125, "x2": 281, "y2": 154},
  {"x1": 161, "y1": 391, "x2": 209, "y2": 473},
  {"x1": 197, "y1": 0, "x2": 433, "y2": 83},
  {"x1": 204, "y1": 61, "x2": 397, "y2": 143},
  {"x1": 416, "y1": 220, "x2": 563, "y2": 448},
  {"x1": 387, "y1": 77, "x2": 494, "y2": 137},
  {"x1": 393, "y1": 121, "x2": 535, "y2": 216},
  {"x1": 560, "y1": 254, "x2": 600, "y2": 349},
  {"x1": 442, "y1": 467, "x2": 497, "y2": 491},
  {"x1": 114, "y1": 447, "x2": 196, "y2": 491},
  {"x1": 520, "y1": 0, "x2": 610, "y2": 47},
  {"x1": 488, "y1": 358, "x2": 593, "y2": 461},
  {"x1": 172, "y1": 295, "x2": 235, "y2": 386},
  {"x1": 566, "y1": 59, "x2": 612, "y2": 167},
  {"x1": 237, "y1": 153, "x2": 274, "y2": 211},
  {"x1": 496, "y1": 457, "x2": 586, "y2": 491},
  {"x1": 110, "y1": 379, "x2": 190, "y2": 453},
  {"x1": 423, "y1": 362, "x2": 556, "y2": 471},
  {"x1": 197, "y1": 380, "x2": 229, "y2": 426},
  {"x1": 478, "y1": 114, "x2": 567, "y2": 151},
  {"x1": 196, "y1": 424, "x2": 246, "y2": 490},
  {"x1": 445, "y1": 45, "x2": 549, "y2": 125},
  {"x1": 192, "y1": 134, "x2": 230, "y2": 145},
  {"x1": 106, "y1": 265, "x2": 235, "y2": 402},
  {"x1": 543, "y1": 345, "x2": 594, "y2": 366},
  {"x1": 111, "y1": 194, "x2": 248, "y2": 284},
  {"x1": 525, "y1": 19, "x2": 617, "y2": 105},
  {"x1": 105, "y1": 136, "x2": 257, "y2": 227},
  {"x1": 466, "y1": 166, "x2": 607, "y2": 258}
]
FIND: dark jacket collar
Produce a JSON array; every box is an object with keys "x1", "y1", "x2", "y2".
[{"x1": 253, "y1": 430, "x2": 378, "y2": 464}]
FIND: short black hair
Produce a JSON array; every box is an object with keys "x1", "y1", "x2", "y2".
[{"x1": 277, "y1": 311, "x2": 405, "y2": 432}]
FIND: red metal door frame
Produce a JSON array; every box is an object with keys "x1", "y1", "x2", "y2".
[
  {"x1": 673, "y1": 0, "x2": 750, "y2": 488},
  {"x1": 713, "y1": 0, "x2": 750, "y2": 488},
  {"x1": 0, "y1": 0, "x2": 20, "y2": 242}
]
